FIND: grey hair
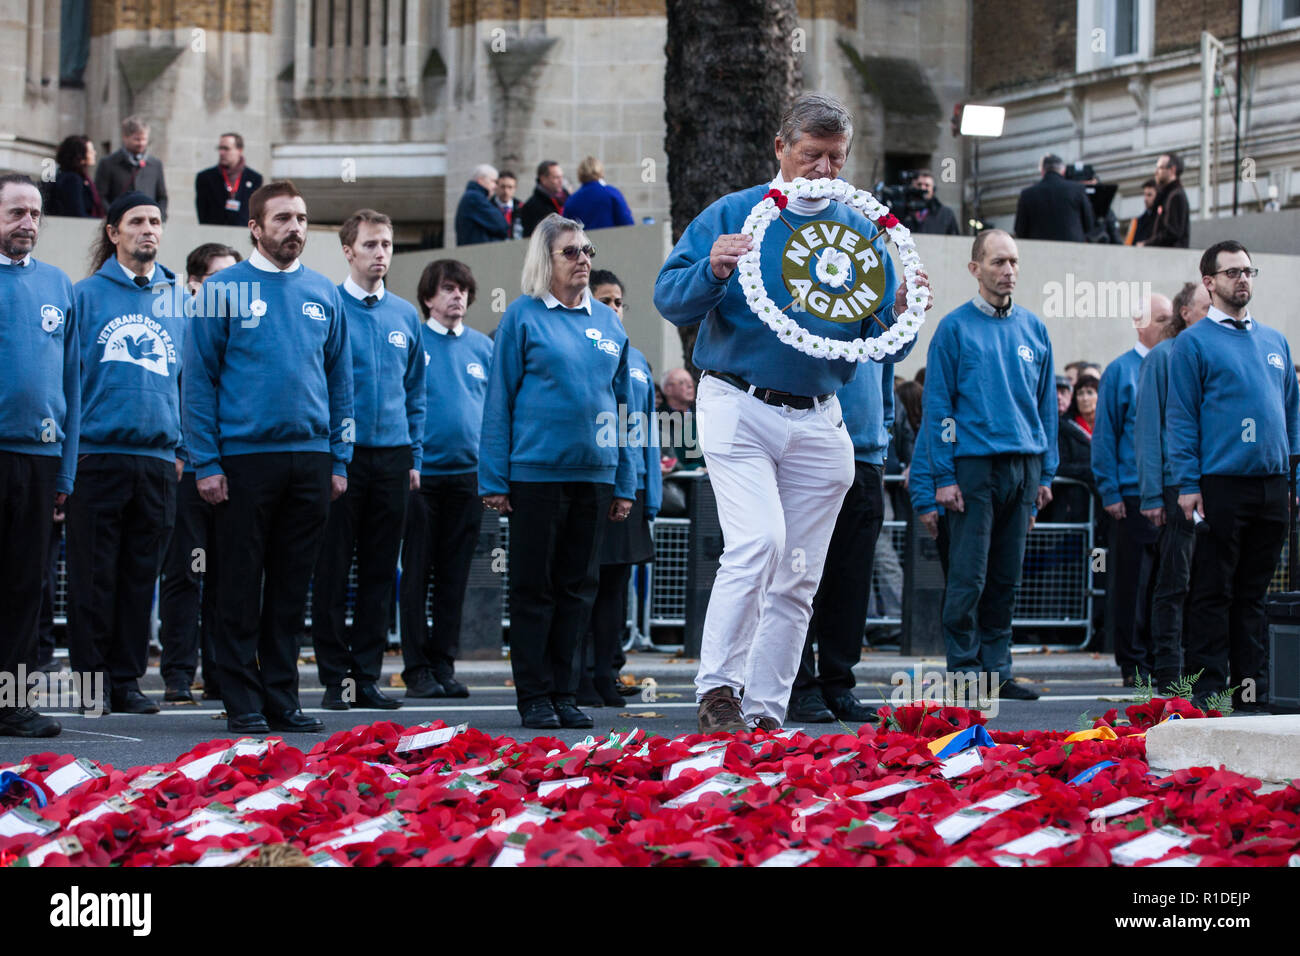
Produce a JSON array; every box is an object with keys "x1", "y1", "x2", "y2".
[
  {"x1": 473, "y1": 163, "x2": 499, "y2": 182},
  {"x1": 122, "y1": 114, "x2": 149, "y2": 136},
  {"x1": 778, "y1": 93, "x2": 854, "y2": 152},
  {"x1": 520, "y1": 213, "x2": 589, "y2": 298}
]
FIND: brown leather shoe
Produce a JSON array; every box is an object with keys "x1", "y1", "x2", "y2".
[
  {"x1": 697, "y1": 686, "x2": 748, "y2": 734},
  {"x1": 751, "y1": 717, "x2": 780, "y2": 732}
]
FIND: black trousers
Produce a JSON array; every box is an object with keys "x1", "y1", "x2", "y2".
[
  {"x1": 66, "y1": 453, "x2": 176, "y2": 694},
  {"x1": 35, "y1": 520, "x2": 62, "y2": 666},
  {"x1": 1185, "y1": 474, "x2": 1288, "y2": 705},
  {"x1": 507, "y1": 481, "x2": 612, "y2": 713},
  {"x1": 158, "y1": 472, "x2": 219, "y2": 691},
  {"x1": 0, "y1": 453, "x2": 58, "y2": 687},
  {"x1": 1107, "y1": 495, "x2": 1160, "y2": 680},
  {"x1": 1149, "y1": 485, "x2": 1196, "y2": 685},
  {"x1": 312, "y1": 446, "x2": 409, "y2": 687},
  {"x1": 797, "y1": 461, "x2": 884, "y2": 696},
  {"x1": 583, "y1": 563, "x2": 633, "y2": 683},
  {"x1": 213, "y1": 452, "x2": 331, "y2": 718},
  {"x1": 399, "y1": 472, "x2": 480, "y2": 682}
]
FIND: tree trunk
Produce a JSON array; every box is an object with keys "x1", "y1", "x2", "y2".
[{"x1": 663, "y1": 0, "x2": 801, "y2": 377}]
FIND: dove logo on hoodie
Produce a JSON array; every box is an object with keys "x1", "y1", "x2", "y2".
[{"x1": 96, "y1": 314, "x2": 178, "y2": 377}]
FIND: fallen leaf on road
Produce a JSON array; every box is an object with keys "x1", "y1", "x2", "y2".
[{"x1": 619, "y1": 712, "x2": 666, "y2": 719}]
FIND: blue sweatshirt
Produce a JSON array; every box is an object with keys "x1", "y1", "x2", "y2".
[
  {"x1": 183, "y1": 259, "x2": 354, "y2": 479},
  {"x1": 626, "y1": 346, "x2": 663, "y2": 518},
  {"x1": 563, "y1": 180, "x2": 635, "y2": 231},
  {"x1": 654, "y1": 182, "x2": 908, "y2": 397},
  {"x1": 479, "y1": 294, "x2": 636, "y2": 499},
  {"x1": 72, "y1": 260, "x2": 185, "y2": 461},
  {"x1": 922, "y1": 298, "x2": 1058, "y2": 488},
  {"x1": 838, "y1": 360, "x2": 894, "y2": 465},
  {"x1": 419, "y1": 322, "x2": 493, "y2": 476},
  {"x1": 339, "y1": 283, "x2": 426, "y2": 468},
  {"x1": 0, "y1": 259, "x2": 80, "y2": 494},
  {"x1": 1134, "y1": 337, "x2": 1176, "y2": 510},
  {"x1": 1166, "y1": 314, "x2": 1300, "y2": 494},
  {"x1": 1091, "y1": 346, "x2": 1143, "y2": 506},
  {"x1": 908, "y1": 413, "x2": 938, "y2": 516}
]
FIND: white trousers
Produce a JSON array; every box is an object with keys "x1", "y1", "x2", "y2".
[{"x1": 693, "y1": 373, "x2": 855, "y2": 723}]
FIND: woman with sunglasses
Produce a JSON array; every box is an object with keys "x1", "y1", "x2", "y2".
[{"x1": 479, "y1": 214, "x2": 637, "y2": 729}]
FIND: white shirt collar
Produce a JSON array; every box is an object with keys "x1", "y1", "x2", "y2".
[
  {"x1": 425, "y1": 318, "x2": 465, "y2": 336},
  {"x1": 1208, "y1": 304, "x2": 1253, "y2": 329},
  {"x1": 118, "y1": 260, "x2": 155, "y2": 285},
  {"x1": 542, "y1": 289, "x2": 593, "y2": 314},
  {"x1": 249, "y1": 248, "x2": 302, "y2": 273},
  {"x1": 1135, "y1": 342, "x2": 1151, "y2": 358},
  {"x1": 770, "y1": 170, "x2": 830, "y2": 216},
  {"x1": 343, "y1": 275, "x2": 384, "y2": 303},
  {"x1": 0, "y1": 252, "x2": 32, "y2": 267}
]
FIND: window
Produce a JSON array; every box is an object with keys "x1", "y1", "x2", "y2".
[
  {"x1": 1076, "y1": 0, "x2": 1153, "y2": 72},
  {"x1": 1113, "y1": 0, "x2": 1139, "y2": 57},
  {"x1": 1284, "y1": 0, "x2": 1300, "y2": 24}
]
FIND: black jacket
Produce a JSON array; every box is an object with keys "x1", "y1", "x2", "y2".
[
  {"x1": 47, "y1": 170, "x2": 102, "y2": 218},
  {"x1": 520, "y1": 185, "x2": 568, "y2": 237},
  {"x1": 1147, "y1": 181, "x2": 1189, "y2": 248},
  {"x1": 1013, "y1": 171, "x2": 1095, "y2": 243},
  {"x1": 195, "y1": 164, "x2": 263, "y2": 226},
  {"x1": 454, "y1": 180, "x2": 509, "y2": 246},
  {"x1": 1042, "y1": 415, "x2": 1097, "y2": 524},
  {"x1": 908, "y1": 198, "x2": 960, "y2": 235},
  {"x1": 94, "y1": 149, "x2": 168, "y2": 218}
]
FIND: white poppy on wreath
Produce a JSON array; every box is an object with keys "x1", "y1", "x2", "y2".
[{"x1": 737, "y1": 178, "x2": 930, "y2": 362}]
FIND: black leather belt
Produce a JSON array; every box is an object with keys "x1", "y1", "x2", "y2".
[{"x1": 704, "y1": 370, "x2": 833, "y2": 410}]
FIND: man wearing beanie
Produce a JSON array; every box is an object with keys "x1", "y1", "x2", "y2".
[
  {"x1": 66, "y1": 192, "x2": 185, "y2": 716},
  {"x1": 184, "y1": 180, "x2": 354, "y2": 734},
  {"x1": 0, "y1": 174, "x2": 79, "y2": 737}
]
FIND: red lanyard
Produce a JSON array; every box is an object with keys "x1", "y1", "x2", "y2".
[{"x1": 220, "y1": 165, "x2": 242, "y2": 195}]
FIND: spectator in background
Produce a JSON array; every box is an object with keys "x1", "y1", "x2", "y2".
[
  {"x1": 1050, "y1": 370, "x2": 1099, "y2": 524},
  {"x1": 1055, "y1": 374, "x2": 1072, "y2": 415},
  {"x1": 479, "y1": 214, "x2": 636, "y2": 730},
  {"x1": 1125, "y1": 179, "x2": 1159, "y2": 246},
  {"x1": 195, "y1": 133, "x2": 263, "y2": 227},
  {"x1": 157, "y1": 242, "x2": 242, "y2": 705},
  {"x1": 1013, "y1": 153, "x2": 1094, "y2": 243},
  {"x1": 521, "y1": 160, "x2": 569, "y2": 237},
  {"x1": 493, "y1": 170, "x2": 525, "y2": 240},
  {"x1": 1135, "y1": 280, "x2": 1212, "y2": 691},
  {"x1": 48, "y1": 135, "x2": 104, "y2": 218},
  {"x1": 563, "y1": 156, "x2": 635, "y2": 231},
  {"x1": 659, "y1": 367, "x2": 701, "y2": 472},
  {"x1": 1068, "y1": 163, "x2": 1121, "y2": 244},
  {"x1": 578, "y1": 269, "x2": 661, "y2": 707},
  {"x1": 400, "y1": 260, "x2": 493, "y2": 701},
  {"x1": 1093, "y1": 295, "x2": 1172, "y2": 687},
  {"x1": 1140, "y1": 153, "x2": 1190, "y2": 249},
  {"x1": 904, "y1": 169, "x2": 960, "y2": 236},
  {"x1": 95, "y1": 116, "x2": 168, "y2": 219},
  {"x1": 454, "y1": 164, "x2": 508, "y2": 247},
  {"x1": 913, "y1": 366, "x2": 925, "y2": 387}
]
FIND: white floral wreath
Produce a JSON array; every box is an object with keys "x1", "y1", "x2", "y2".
[{"x1": 735, "y1": 178, "x2": 930, "y2": 362}]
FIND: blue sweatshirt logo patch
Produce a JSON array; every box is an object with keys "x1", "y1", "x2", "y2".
[
  {"x1": 388, "y1": 330, "x2": 407, "y2": 348},
  {"x1": 303, "y1": 301, "x2": 326, "y2": 320},
  {"x1": 424, "y1": 350, "x2": 431, "y2": 366},
  {"x1": 596, "y1": 339, "x2": 619, "y2": 357},
  {"x1": 630, "y1": 368, "x2": 649, "y2": 384},
  {"x1": 41, "y1": 304, "x2": 64, "y2": 333},
  {"x1": 1017, "y1": 344, "x2": 1035, "y2": 363},
  {"x1": 467, "y1": 362, "x2": 486, "y2": 380},
  {"x1": 584, "y1": 328, "x2": 601, "y2": 340},
  {"x1": 1268, "y1": 352, "x2": 1285, "y2": 370},
  {"x1": 96, "y1": 315, "x2": 177, "y2": 377}
]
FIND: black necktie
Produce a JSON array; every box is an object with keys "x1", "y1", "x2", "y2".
[
  {"x1": 364, "y1": 294, "x2": 378, "y2": 307},
  {"x1": 1226, "y1": 318, "x2": 1247, "y2": 330},
  {"x1": 994, "y1": 298, "x2": 1013, "y2": 318},
  {"x1": 134, "y1": 275, "x2": 149, "y2": 288}
]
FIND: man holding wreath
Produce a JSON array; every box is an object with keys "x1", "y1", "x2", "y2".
[{"x1": 655, "y1": 92, "x2": 932, "y2": 733}]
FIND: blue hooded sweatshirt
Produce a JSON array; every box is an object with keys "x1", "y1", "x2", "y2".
[
  {"x1": 72, "y1": 259, "x2": 185, "y2": 461},
  {"x1": 338, "y1": 282, "x2": 426, "y2": 468},
  {"x1": 654, "y1": 182, "x2": 909, "y2": 398},
  {"x1": 183, "y1": 258, "x2": 354, "y2": 479},
  {"x1": 0, "y1": 259, "x2": 80, "y2": 493}
]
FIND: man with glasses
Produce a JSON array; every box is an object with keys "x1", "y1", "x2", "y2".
[
  {"x1": 1167, "y1": 240, "x2": 1299, "y2": 712},
  {"x1": 1139, "y1": 153, "x2": 1189, "y2": 249}
]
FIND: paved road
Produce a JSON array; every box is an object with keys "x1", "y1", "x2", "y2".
[{"x1": 5, "y1": 660, "x2": 1140, "y2": 772}]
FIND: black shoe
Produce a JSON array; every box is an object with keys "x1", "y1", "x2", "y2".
[
  {"x1": 594, "y1": 675, "x2": 626, "y2": 708},
  {"x1": 321, "y1": 685, "x2": 350, "y2": 710},
  {"x1": 404, "y1": 669, "x2": 446, "y2": 699},
  {"x1": 354, "y1": 682, "x2": 402, "y2": 710},
  {"x1": 267, "y1": 709, "x2": 325, "y2": 733},
  {"x1": 202, "y1": 688, "x2": 222, "y2": 701},
  {"x1": 111, "y1": 687, "x2": 160, "y2": 715},
  {"x1": 554, "y1": 702, "x2": 594, "y2": 729},
  {"x1": 787, "y1": 690, "x2": 836, "y2": 723},
  {"x1": 576, "y1": 677, "x2": 604, "y2": 708},
  {"x1": 228, "y1": 712, "x2": 270, "y2": 734},
  {"x1": 825, "y1": 690, "x2": 875, "y2": 724},
  {"x1": 435, "y1": 674, "x2": 470, "y2": 698},
  {"x1": 997, "y1": 680, "x2": 1040, "y2": 701},
  {"x1": 164, "y1": 686, "x2": 196, "y2": 704},
  {"x1": 0, "y1": 706, "x2": 61, "y2": 738},
  {"x1": 521, "y1": 701, "x2": 562, "y2": 729}
]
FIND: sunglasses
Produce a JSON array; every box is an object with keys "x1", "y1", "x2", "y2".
[{"x1": 554, "y1": 244, "x2": 595, "y2": 261}]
